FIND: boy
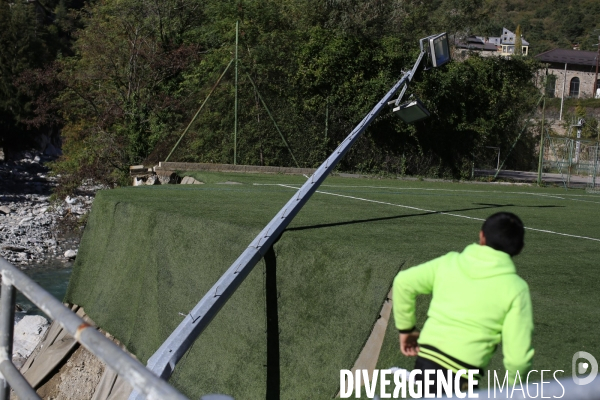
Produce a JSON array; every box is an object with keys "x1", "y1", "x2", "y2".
[{"x1": 393, "y1": 212, "x2": 534, "y2": 393}]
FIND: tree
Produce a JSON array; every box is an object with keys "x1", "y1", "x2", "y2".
[
  {"x1": 50, "y1": 0, "x2": 203, "y2": 192},
  {"x1": 514, "y1": 25, "x2": 523, "y2": 55},
  {"x1": 0, "y1": 0, "x2": 50, "y2": 146},
  {"x1": 409, "y1": 55, "x2": 540, "y2": 177}
]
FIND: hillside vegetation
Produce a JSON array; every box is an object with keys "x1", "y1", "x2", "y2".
[{"x1": 1, "y1": 0, "x2": 597, "y2": 190}]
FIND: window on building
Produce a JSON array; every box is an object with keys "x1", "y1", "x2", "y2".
[
  {"x1": 546, "y1": 75, "x2": 557, "y2": 98},
  {"x1": 569, "y1": 77, "x2": 580, "y2": 98}
]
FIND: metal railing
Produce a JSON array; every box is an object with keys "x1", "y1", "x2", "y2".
[{"x1": 0, "y1": 257, "x2": 189, "y2": 400}]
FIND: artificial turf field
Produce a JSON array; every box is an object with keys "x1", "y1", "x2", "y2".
[{"x1": 65, "y1": 171, "x2": 599, "y2": 399}]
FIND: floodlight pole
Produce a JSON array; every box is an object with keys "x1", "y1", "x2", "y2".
[
  {"x1": 128, "y1": 53, "x2": 426, "y2": 399},
  {"x1": 537, "y1": 68, "x2": 547, "y2": 186},
  {"x1": 234, "y1": 21, "x2": 239, "y2": 165}
]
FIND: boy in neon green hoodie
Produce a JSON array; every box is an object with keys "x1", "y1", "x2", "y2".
[{"x1": 393, "y1": 212, "x2": 534, "y2": 391}]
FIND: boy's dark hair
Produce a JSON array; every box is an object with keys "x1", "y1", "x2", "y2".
[{"x1": 481, "y1": 212, "x2": 524, "y2": 256}]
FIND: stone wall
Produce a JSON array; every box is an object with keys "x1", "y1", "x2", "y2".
[{"x1": 547, "y1": 63, "x2": 599, "y2": 99}]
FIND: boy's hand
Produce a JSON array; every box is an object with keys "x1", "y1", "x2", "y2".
[{"x1": 399, "y1": 331, "x2": 420, "y2": 356}]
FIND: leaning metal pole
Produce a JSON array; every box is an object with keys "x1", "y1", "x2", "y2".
[{"x1": 128, "y1": 63, "x2": 418, "y2": 400}]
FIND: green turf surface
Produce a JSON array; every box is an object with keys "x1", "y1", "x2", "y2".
[{"x1": 65, "y1": 172, "x2": 600, "y2": 398}]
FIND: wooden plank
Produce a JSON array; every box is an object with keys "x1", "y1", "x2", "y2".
[
  {"x1": 22, "y1": 305, "x2": 87, "y2": 388},
  {"x1": 106, "y1": 375, "x2": 133, "y2": 400},
  {"x1": 23, "y1": 333, "x2": 78, "y2": 388},
  {"x1": 91, "y1": 367, "x2": 118, "y2": 400}
]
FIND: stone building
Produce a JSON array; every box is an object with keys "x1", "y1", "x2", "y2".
[{"x1": 535, "y1": 49, "x2": 600, "y2": 99}]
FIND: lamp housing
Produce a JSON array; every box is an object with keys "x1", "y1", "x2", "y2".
[{"x1": 393, "y1": 98, "x2": 430, "y2": 123}]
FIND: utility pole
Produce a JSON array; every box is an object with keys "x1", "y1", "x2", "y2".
[
  {"x1": 559, "y1": 63, "x2": 567, "y2": 121},
  {"x1": 537, "y1": 67, "x2": 547, "y2": 186},
  {"x1": 594, "y1": 35, "x2": 600, "y2": 98},
  {"x1": 325, "y1": 97, "x2": 329, "y2": 140},
  {"x1": 234, "y1": 21, "x2": 239, "y2": 165}
]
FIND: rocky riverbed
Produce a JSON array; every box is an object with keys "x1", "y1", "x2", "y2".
[{"x1": 0, "y1": 150, "x2": 103, "y2": 269}]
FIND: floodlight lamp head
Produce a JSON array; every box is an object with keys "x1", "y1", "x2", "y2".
[
  {"x1": 393, "y1": 97, "x2": 430, "y2": 123},
  {"x1": 420, "y1": 33, "x2": 451, "y2": 68}
]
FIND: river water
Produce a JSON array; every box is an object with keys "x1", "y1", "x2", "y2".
[{"x1": 15, "y1": 260, "x2": 73, "y2": 320}]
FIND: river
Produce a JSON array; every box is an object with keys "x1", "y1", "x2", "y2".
[{"x1": 15, "y1": 259, "x2": 73, "y2": 321}]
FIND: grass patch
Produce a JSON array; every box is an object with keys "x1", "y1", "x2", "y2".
[
  {"x1": 66, "y1": 173, "x2": 600, "y2": 398},
  {"x1": 545, "y1": 97, "x2": 600, "y2": 111}
]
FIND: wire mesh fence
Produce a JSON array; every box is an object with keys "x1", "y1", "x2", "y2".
[
  {"x1": 541, "y1": 136, "x2": 599, "y2": 188},
  {"x1": 586, "y1": 145, "x2": 600, "y2": 193}
]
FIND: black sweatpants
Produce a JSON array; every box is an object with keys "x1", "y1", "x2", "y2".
[{"x1": 413, "y1": 356, "x2": 479, "y2": 396}]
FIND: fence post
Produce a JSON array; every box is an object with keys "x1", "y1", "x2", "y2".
[{"x1": 0, "y1": 277, "x2": 16, "y2": 400}]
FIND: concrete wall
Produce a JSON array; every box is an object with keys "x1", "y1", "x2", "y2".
[
  {"x1": 155, "y1": 161, "x2": 316, "y2": 176},
  {"x1": 547, "y1": 63, "x2": 599, "y2": 99}
]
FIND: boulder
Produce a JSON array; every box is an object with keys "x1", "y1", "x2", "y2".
[
  {"x1": 64, "y1": 249, "x2": 77, "y2": 259},
  {"x1": 146, "y1": 175, "x2": 158, "y2": 185},
  {"x1": 181, "y1": 176, "x2": 204, "y2": 185},
  {"x1": 13, "y1": 315, "x2": 50, "y2": 359},
  {"x1": 157, "y1": 172, "x2": 177, "y2": 184},
  {"x1": 0, "y1": 206, "x2": 10, "y2": 214}
]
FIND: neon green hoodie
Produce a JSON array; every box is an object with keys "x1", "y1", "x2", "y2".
[{"x1": 393, "y1": 243, "x2": 534, "y2": 384}]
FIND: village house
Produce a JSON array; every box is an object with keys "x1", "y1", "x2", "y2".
[
  {"x1": 535, "y1": 48, "x2": 600, "y2": 99},
  {"x1": 455, "y1": 28, "x2": 529, "y2": 58}
]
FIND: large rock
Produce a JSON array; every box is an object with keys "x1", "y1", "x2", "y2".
[
  {"x1": 13, "y1": 315, "x2": 50, "y2": 359},
  {"x1": 181, "y1": 176, "x2": 204, "y2": 185},
  {"x1": 64, "y1": 249, "x2": 78, "y2": 259},
  {"x1": 0, "y1": 206, "x2": 10, "y2": 214},
  {"x1": 145, "y1": 175, "x2": 158, "y2": 185},
  {"x1": 157, "y1": 172, "x2": 178, "y2": 184}
]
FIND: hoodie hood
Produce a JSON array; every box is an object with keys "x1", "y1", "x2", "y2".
[{"x1": 459, "y1": 243, "x2": 516, "y2": 279}]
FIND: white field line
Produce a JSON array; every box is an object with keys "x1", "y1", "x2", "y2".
[
  {"x1": 270, "y1": 184, "x2": 600, "y2": 243},
  {"x1": 253, "y1": 183, "x2": 600, "y2": 204}
]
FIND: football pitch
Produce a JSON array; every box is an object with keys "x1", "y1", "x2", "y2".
[
  {"x1": 66, "y1": 171, "x2": 599, "y2": 398},
  {"x1": 241, "y1": 173, "x2": 599, "y2": 382}
]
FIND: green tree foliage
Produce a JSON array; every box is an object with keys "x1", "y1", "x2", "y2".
[
  {"x1": 514, "y1": 25, "x2": 523, "y2": 55},
  {"x1": 0, "y1": 0, "x2": 50, "y2": 146},
  {"x1": 564, "y1": 102, "x2": 599, "y2": 140},
  {"x1": 22, "y1": 0, "x2": 543, "y2": 191},
  {"x1": 482, "y1": 0, "x2": 600, "y2": 54},
  {"x1": 50, "y1": 0, "x2": 203, "y2": 191},
  {"x1": 413, "y1": 55, "x2": 540, "y2": 177}
]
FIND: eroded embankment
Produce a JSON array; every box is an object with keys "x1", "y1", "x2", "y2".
[{"x1": 64, "y1": 182, "x2": 401, "y2": 399}]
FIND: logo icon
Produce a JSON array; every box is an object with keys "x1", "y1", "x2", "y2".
[{"x1": 572, "y1": 351, "x2": 598, "y2": 385}]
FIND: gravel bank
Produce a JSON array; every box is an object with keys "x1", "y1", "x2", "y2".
[{"x1": 0, "y1": 150, "x2": 103, "y2": 269}]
